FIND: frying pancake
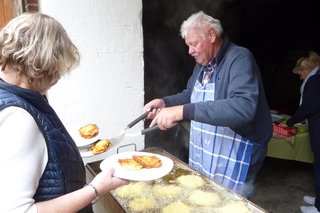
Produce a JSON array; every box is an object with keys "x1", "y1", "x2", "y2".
[
  {"x1": 176, "y1": 174, "x2": 205, "y2": 189},
  {"x1": 132, "y1": 155, "x2": 162, "y2": 168},
  {"x1": 216, "y1": 200, "x2": 250, "y2": 213},
  {"x1": 128, "y1": 197, "x2": 156, "y2": 212},
  {"x1": 161, "y1": 201, "x2": 192, "y2": 213},
  {"x1": 187, "y1": 189, "x2": 221, "y2": 206},
  {"x1": 113, "y1": 182, "x2": 151, "y2": 199},
  {"x1": 152, "y1": 184, "x2": 183, "y2": 199}
]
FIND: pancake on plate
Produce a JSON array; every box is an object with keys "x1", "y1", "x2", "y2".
[
  {"x1": 133, "y1": 155, "x2": 162, "y2": 168},
  {"x1": 79, "y1": 123, "x2": 99, "y2": 139},
  {"x1": 90, "y1": 139, "x2": 110, "y2": 154},
  {"x1": 118, "y1": 158, "x2": 144, "y2": 170},
  {"x1": 118, "y1": 154, "x2": 162, "y2": 170}
]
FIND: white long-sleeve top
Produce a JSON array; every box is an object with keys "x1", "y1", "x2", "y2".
[{"x1": 0, "y1": 106, "x2": 48, "y2": 212}]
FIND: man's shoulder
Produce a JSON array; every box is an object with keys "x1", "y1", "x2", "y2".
[{"x1": 227, "y1": 43, "x2": 251, "y2": 57}]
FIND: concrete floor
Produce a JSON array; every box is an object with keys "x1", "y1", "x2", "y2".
[{"x1": 250, "y1": 157, "x2": 315, "y2": 213}]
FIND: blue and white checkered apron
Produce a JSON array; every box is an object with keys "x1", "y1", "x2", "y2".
[{"x1": 189, "y1": 65, "x2": 254, "y2": 194}]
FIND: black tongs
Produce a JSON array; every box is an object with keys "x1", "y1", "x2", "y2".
[{"x1": 126, "y1": 110, "x2": 160, "y2": 135}]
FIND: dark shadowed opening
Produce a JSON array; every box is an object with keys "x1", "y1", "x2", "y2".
[{"x1": 142, "y1": 0, "x2": 320, "y2": 161}]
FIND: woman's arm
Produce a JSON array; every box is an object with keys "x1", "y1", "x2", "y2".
[
  {"x1": 0, "y1": 107, "x2": 128, "y2": 213},
  {"x1": 0, "y1": 107, "x2": 47, "y2": 213},
  {"x1": 36, "y1": 169, "x2": 125, "y2": 213},
  {"x1": 287, "y1": 76, "x2": 320, "y2": 126}
]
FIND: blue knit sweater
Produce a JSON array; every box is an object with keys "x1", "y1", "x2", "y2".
[{"x1": 163, "y1": 36, "x2": 272, "y2": 145}]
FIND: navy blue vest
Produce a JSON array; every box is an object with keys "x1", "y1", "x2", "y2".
[{"x1": 0, "y1": 80, "x2": 92, "y2": 212}]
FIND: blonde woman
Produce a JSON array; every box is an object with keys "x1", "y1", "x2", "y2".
[
  {"x1": 0, "y1": 13, "x2": 128, "y2": 212},
  {"x1": 286, "y1": 51, "x2": 320, "y2": 213}
]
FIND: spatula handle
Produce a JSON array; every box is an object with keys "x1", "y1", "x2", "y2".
[
  {"x1": 141, "y1": 126, "x2": 160, "y2": 135},
  {"x1": 127, "y1": 110, "x2": 150, "y2": 129}
]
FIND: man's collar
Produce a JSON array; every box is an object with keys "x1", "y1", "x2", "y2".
[{"x1": 215, "y1": 34, "x2": 230, "y2": 66}]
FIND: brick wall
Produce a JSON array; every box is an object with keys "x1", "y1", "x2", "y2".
[{"x1": 24, "y1": 0, "x2": 38, "y2": 12}]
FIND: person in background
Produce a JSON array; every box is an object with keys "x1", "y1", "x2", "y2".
[
  {"x1": 285, "y1": 51, "x2": 320, "y2": 213},
  {"x1": 0, "y1": 13, "x2": 128, "y2": 212},
  {"x1": 144, "y1": 11, "x2": 272, "y2": 198}
]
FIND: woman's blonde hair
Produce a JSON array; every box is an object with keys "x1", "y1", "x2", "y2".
[
  {"x1": 293, "y1": 51, "x2": 320, "y2": 73},
  {"x1": 0, "y1": 12, "x2": 79, "y2": 89}
]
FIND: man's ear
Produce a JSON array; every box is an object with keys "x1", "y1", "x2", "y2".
[{"x1": 208, "y1": 28, "x2": 217, "y2": 43}]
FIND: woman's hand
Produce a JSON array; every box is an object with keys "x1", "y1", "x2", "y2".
[
  {"x1": 91, "y1": 168, "x2": 129, "y2": 196},
  {"x1": 36, "y1": 167, "x2": 129, "y2": 213}
]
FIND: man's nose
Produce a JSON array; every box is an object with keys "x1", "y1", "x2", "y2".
[{"x1": 188, "y1": 47, "x2": 194, "y2": 55}]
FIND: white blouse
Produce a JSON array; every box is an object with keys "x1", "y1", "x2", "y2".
[{"x1": 0, "y1": 106, "x2": 48, "y2": 212}]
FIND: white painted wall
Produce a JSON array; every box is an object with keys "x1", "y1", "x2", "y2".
[{"x1": 39, "y1": 0, "x2": 145, "y2": 142}]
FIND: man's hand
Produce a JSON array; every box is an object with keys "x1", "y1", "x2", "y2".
[
  {"x1": 143, "y1": 99, "x2": 165, "y2": 119},
  {"x1": 150, "y1": 105, "x2": 183, "y2": 130}
]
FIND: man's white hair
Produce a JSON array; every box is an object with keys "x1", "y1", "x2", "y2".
[{"x1": 180, "y1": 11, "x2": 223, "y2": 39}]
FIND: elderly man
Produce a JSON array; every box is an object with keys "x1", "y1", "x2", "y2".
[{"x1": 144, "y1": 11, "x2": 272, "y2": 198}]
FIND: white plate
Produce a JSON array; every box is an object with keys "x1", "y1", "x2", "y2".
[
  {"x1": 100, "y1": 151, "x2": 174, "y2": 181},
  {"x1": 71, "y1": 130, "x2": 100, "y2": 148},
  {"x1": 78, "y1": 143, "x2": 109, "y2": 158},
  {"x1": 78, "y1": 139, "x2": 114, "y2": 158},
  {"x1": 79, "y1": 146, "x2": 94, "y2": 158}
]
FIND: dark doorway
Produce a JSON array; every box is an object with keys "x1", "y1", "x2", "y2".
[{"x1": 142, "y1": 0, "x2": 320, "y2": 159}]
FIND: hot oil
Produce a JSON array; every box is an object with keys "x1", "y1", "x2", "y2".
[
  {"x1": 110, "y1": 165, "x2": 252, "y2": 213},
  {"x1": 161, "y1": 167, "x2": 191, "y2": 184},
  {"x1": 111, "y1": 166, "x2": 193, "y2": 212}
]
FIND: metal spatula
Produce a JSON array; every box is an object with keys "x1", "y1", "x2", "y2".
[{"x1": 110, "y1": 110, "x2": 160, "y2": 146}]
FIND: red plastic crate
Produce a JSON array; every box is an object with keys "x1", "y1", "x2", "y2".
[{"x1": 273, "y1": 123, "x2": 298, "y2": 137}]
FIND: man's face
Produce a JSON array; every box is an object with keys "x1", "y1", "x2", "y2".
[{"x1": 185, "y1": 30, "x2": 214, "y2": 66}]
